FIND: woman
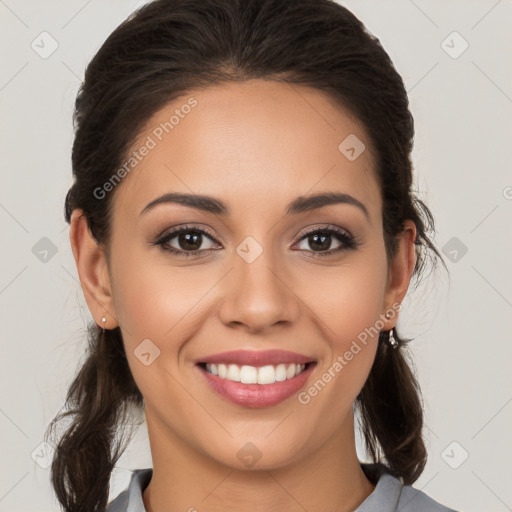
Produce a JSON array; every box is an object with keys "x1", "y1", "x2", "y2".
[{"x1": 45, "y1": 0, "x2": 459, "y2": 510}]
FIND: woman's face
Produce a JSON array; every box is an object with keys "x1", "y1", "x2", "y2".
[{"x1": 73, "y1": 79, "x2": 415, "y2": 470}]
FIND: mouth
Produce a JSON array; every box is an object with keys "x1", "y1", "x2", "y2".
[
  {"x1": 195, "y1": 359, "x2": 317, "y2": 408},
  {"x1": 197, "y1": 361, "x2": 315, "y2": 385}
]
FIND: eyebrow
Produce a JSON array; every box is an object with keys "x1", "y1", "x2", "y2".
[{"x1": 140, "y1": 191, "x2": 369, "y2": 219}]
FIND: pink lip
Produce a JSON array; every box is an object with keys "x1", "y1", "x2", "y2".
[
  {"x1": 195, "y1": 349, "x2": 315, "y2": 366},
  {"x1": 197, "y1": 362, "x2": 317, "y2": 408}
]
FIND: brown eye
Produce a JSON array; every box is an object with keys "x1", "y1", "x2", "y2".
[
  {"x1": 154, "y1": 225, "x2": 219, "y2": 257},
  {"x1": 293, "y1": 226, "x2": 358, "y2": 257}
]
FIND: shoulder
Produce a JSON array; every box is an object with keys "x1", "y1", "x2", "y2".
[
  {"x1": 357, "y1": 463, "x2": 460, "y2": 512},
  {"x1": 106, "y1": 468, "x2": 153, "y2": 512},
  {"x1": 397, "y1": 479, "x2": 459, "y2": 512}
]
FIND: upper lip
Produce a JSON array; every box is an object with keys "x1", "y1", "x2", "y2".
[{"x1": 196, "y1": 349, "x2": 315, "y2": 366}]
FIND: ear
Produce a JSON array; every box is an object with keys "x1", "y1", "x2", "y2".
[
  {"x1": 383, "y1": 219, "x2": 417, "y2": 328},
  {"x1": 69, "y1": 209, "x2": 118, "y2": 329}
]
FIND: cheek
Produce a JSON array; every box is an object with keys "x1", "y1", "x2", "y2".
[
  {"x1": 295, "y1": 246, "x2": 389, "y2": 397},
  {"x1": 325, "y1": 266, "x2": 388, "y2": 348},
  {"x1": 108, "y1": 244, "x2": 212, "y2": 404},
  {"x1": 301, "y1": 248, "x2": 389, "y2": 347},
  {"x1": 110, "y1": 240, "x2": 215, "y2": 342}
]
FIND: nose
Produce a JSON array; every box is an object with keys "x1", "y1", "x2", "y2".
[{"x1": 218, "y1": 246, "x2": 300, "y2": 333}]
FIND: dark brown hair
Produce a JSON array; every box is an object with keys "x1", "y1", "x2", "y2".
[{"x1": 45, "y1": 0, "x2": 445, "y2": 510}]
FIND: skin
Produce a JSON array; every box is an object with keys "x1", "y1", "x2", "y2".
[{"x1": 69, "y1": 79, "x2": 416, "y2": 512}]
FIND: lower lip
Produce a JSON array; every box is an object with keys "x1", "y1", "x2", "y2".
[{"x1": 197, "y1": 363, "x2": 316, "y2": 408}]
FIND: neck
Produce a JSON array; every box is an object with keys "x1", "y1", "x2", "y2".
[{"x1": 142, "y1": 408, "x2": 375, "y2": 512}]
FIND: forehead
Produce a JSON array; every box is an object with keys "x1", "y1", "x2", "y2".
[{"x1": 111, "y1": 79, "x2": 380, "y2": 222}]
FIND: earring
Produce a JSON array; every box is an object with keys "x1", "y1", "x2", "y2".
[
  {"x1": 101, "y1": 315, "x2": 107, "y2": 333},
  {"x1": 388, "y1": 328, "x2": 398, "y2": 349},
  {"x1": 384, "y1": 310, "x2": 398, "y2": 348}
]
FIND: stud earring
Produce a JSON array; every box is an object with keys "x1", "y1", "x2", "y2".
[{"x1": 101, "y1": 315, "x2": 107, "y2": 333}]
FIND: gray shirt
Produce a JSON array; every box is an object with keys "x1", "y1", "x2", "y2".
[{"x1": 106, "y1": 463, "x2": 459, "y2": 512}]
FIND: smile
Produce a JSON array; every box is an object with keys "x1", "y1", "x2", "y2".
[
  {"x1": 202, "y1": 362, "x2": 309, "y2": 385},
  {"x1": 196, "y1": 361, "x2": 317, "y2": 408}
]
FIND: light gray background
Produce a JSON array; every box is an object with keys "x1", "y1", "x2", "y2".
[{"x1": 1, "y1": 1, "x2": 511, "y2": 511}]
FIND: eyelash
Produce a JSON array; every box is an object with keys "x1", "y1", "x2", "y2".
[{"x1": 152, "y1": 224, "x2": 359, "y2": 258}]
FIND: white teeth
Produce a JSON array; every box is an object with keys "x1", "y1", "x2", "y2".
[
  {"x1": 204, "y1": 363, "x2": 307, "y2": 384},
  {"x1": 275, "y1": 364, "x2": 287, "y2": 382},
  {"x1": 258, "y1": 365, "x2": 276, "y2": 384},
  {"x1": 226, "y1": 364, "x2": 241, "y2": 382},
  {"x1": 218, "y1": 364, "x2": 227, "y2": 378},
  {"x1": 240, "y1": 365, "x2": 257, "y2": 384}
]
